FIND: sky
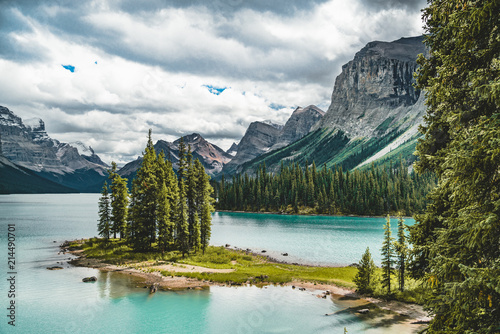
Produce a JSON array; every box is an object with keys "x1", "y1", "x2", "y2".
[{"x1": 0, "y1": 0, "x2": 426, "y2": 164}]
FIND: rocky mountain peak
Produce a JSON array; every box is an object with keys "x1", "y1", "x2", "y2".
[
  {"x1": 226, "y1": 142, "x2": 239, "y2": 156},
  {"x1": 313, "y1": 35, "x2": 427, "y2": 138}
]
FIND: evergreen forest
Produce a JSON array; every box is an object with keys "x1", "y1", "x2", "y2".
[
  {"x1": 98, "y1": 130, "x2": 215, "y2": 255},
  {"x1": 216, "y1": 160, "x2": 436, "y2": 216}
]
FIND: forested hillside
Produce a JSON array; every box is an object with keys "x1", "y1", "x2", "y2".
[{"x1": 216, "y1": 160, "x2": 435, "y2": 216}]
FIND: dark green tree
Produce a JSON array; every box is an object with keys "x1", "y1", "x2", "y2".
[
  {"x1": 97, "y1": 181, "x2": 111, "y2": 240},
  {"x1": 176, "y1": 137, "x2": 190, "y2": 256},
  {"x1": 128, "y1": 130, "x2": 157, "y2": 250},
  {"x1": 409, "y1": 0, "x2": 500, "y2": 332},
  {"x1": 353, "y1": 247, "x2": 376, "y2": 294},
  {"x1": 394, "y1": 215, "x2": 407, "y2": 292},
  {"x1": 109, "y1": 162, "x2": 129, "y2": 240},
  {"x1": 195, "y1": 159, "x2": 214, "y2": 254},
  {"x1": 381, "y1": 215, "x2": 395, "y2": 295}
]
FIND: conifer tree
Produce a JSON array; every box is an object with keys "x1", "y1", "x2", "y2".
[
  {"x1": 109, "y1": 162, "x2": 129, "y2": 240},
  {"x1": 409, "y1": 1, "x2": 500, "y2": 331},
  {"x1": 156, "y1": 151, "x2": 174, "y2": 252},
  {"x1": 176, "y1": 137, "x2": 190, "y2": 255},
  {"x1": 381, "y1": 215, "x2": 395, "y2": 294},
  {"x1": 128, "y1": 130, "x2": 157, "y2": 250},
  {"x1": 195, "y1": 159, "x2": 214, "y2": 254},
  {"x1": 394, "y1": 215, "x2": 407, "y2": 292},
  {"x1": 353, "y1": 247, "x2": 376, "y2": 294},
  {"x1": 97, "y1": 181, "x2": 111, "y2": 240},
  {"x1": 186, "y1": 145, "x2": 198, "y2": 249}
]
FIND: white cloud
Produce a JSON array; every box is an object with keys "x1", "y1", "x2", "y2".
[{"x1": 0, "y1": 0, "x2": 425, "y2": 164}]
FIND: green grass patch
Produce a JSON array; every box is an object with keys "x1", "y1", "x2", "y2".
[{"x1": 75, "y1": 239, "x2": 357, "y2": 287}]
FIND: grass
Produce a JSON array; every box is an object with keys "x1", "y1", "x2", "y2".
[
  {"x1": 73, "y1": 238, "x2": 428, "y2": 304},
  {"x1": 74, "y1": 238, "x2": 357, "y2": 288}
]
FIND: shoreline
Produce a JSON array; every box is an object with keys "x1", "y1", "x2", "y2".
[
  {"x1": 64, "y1": 242, "x2": 430, "y2": 329},
  {"x1": 215, "y1": 209, "x2": 415, "y2": 220}
]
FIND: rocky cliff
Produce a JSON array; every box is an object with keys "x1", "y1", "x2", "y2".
[
  {"x1": 222, "y1": 105, "x2": 324, "y2": 175},
  {"x1": 238, "y1": 36, "x2": 428, "y2": 175},
  {"x1": 0, "y1": 106, "x2": 108, "y2": 191},
  {"x1": 314, "y1": 36, "x2": 427, "y2": 137}
]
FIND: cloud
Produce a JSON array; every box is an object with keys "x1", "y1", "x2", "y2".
[{"x1": 0, "y1": 0, "x2": 425, "y2": 164}]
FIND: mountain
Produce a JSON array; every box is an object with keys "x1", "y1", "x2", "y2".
[
  {"x1": 273, "y1": 105, "x2": 325, "y2": 149},
  {"x1": 222, "y1": 105, "x2": 325, "y2": 175},
  {"x1": 0, "y1": 155, "x2": 77, "y2": 194},
  {"x1": 119, "y1": 133, "x2": 233, "y2": 180},
  {"x1": 0, "y1": 106, "x2": 108, "y2": 192},
  {"x1": 238, "y1": 36, "x2": 427, "y2": 174},
  {"x1": 226, "y1": 142, "x2": 239, "y2": 156}
]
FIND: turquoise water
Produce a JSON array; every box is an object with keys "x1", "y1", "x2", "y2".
[
  {"x1": 211, "y1": 212, "x2": 414, "y2": 266},
  {"x1": 0, "y1": 194, "x2": 415, "y2": 333}
]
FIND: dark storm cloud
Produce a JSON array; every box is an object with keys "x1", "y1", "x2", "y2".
[
  {"x1": 359, "y1": 0, "x2": 426, "y2": 11},
  {"x1": 117, "y1": 0, "x2": 331, "y2": 17}
]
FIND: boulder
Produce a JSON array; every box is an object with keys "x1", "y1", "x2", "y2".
[{"x1": 82, "y1": 276, "x2": 97, "y2": 282}]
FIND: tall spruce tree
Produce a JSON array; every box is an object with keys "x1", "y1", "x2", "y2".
[
  {"x1": 129, "y1": 130, "x2": 158, "y2": 250},
  {"x1": 176, "y1": 137, "x2": 190, "y2": 256},
  {"x1": 156, "y1": 151, "x2": 174, "y2": 252},
  {"x1": 409, "y1": 1, "x2": 500, "y2": 331},
  {"x1": 97, "y1": 181, "x2": 111, "y2": 240},
  {"x1": 353, "y1": 247, "x2": 376, "y2": 294},
  {"x1": 381, "y1": 215, "x2": 395, "y2": 295},
  {"x1": 195, "y1": 159, "x2": 214, "y2": 254},
  {"x1": 109, "y1": 162, "x2": 129, "y2": 240},
  {"x1": 394, "y1": 215, "x2": 407, "y2": 292},
  {"x1": 186, "y1": 145, "x2": 198, "y2": 249}
]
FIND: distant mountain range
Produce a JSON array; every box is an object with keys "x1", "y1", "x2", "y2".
[{"x1": 0, "y1": 35, "x2": 428, "y2": 193}]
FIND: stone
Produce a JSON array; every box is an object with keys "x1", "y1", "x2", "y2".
[{"x1": 82, "y1": 276, "x2": 97, "y2": 282}]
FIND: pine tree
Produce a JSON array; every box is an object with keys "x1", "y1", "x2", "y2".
[
  {"x1": 353, "y1": 247, "x2": 376, "y2": 294},
  {"x1": 128, "y1": 130, "x2": 157, "y2": 250},
  {"x1": 156, "y1": 151, "x2": 174, "y2": 252},
  {"x1": 109, "y1": 162, "x2": 129, "y2": 240},
  {"x1": 381, "y1": 215, "x2": 395, "y2": 295},
  {"x1": 176, "y1": 137, "x2": 190, "y2": 256},
  {"x1": 195, "y1": 159, "x2": 214, "y2": 254},
  {"x1": 185, "y1": 145, "x2": 198, "y2": 249},
  {"x1": 97, "y1": 181, "x2": 111, "y2": 240},
  {"x1": 394, "y1": 215, "x2": 407, "y2": 292},
  {"x1": 408, "y1": 1, "x2": 500, "y2": 331}
]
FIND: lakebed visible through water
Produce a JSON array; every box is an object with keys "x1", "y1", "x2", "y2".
[{"x1": 0, "y1": 194, "x2": 421, "y2": 333}]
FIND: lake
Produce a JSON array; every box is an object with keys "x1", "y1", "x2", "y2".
[{"x1": 0, "y1": 194, "x2": 415, "y2": 333}]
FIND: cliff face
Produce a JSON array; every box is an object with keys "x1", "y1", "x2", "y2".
[
  {"x1": 221, "y1": 121, "x2": 283, "y2": 175},
  {"x1": 237, "y1": 36, "x2": 428, "y2": 175},
  {"x1": 273, "y1": 105, "x2": 325, "y2": 149},
  {"x1": 222, "y1": 105, "x2": 324, "y2": 175},
  {"x1": 0, "y1": 106, "x2": 108, "y2": 191},
  {"x1": 314, "y1": 36, "x2": 427, "y2": 138}
]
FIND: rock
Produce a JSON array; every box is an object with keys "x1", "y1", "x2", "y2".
[
  {"x1": 47, "y1": 266, "x2": 63, "y2": 270},
  {"x1": 357, "y1": 309, "x2": 370, "y2": 314},
  {"x1": 261, "y1": 250, "x2": 267, "y2": 253},
  {"x1": 225, "y1": 244, "x2": 230, "y2": 247},
  {"x1": 150, "y1": 283, "x2": 159, "y2": 294},
  {"x1": 291, "y1": 286, "x2": 296, "y2": 289},
  {"x1": 282, "y1": 253, "x2": 288, "y2": 256},
  {"x1": 298, "y1": 287, "x2": 306, "y2": 291},
  {"x1": 82, "y1": 276, "x2": 97, "y2": 282}
]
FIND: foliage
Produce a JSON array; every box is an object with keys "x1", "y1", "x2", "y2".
[
  {"x1": 409, "y1": 0, "x2": 500, "y2": 332},
  {"x1": 97, "y1": 181, "x2": 111, "y2": 240},
  {"x1": 101, "y1": 130, "x2": 215, "y2": 257},
  {"x1": 353, "y1": 247, "x2": 376, "y2": 294},
  {"x1": 216, "y1": 158, "x2": 435, "y2": 216},
  {"x1": 109, "y1": 162, "x2": 129, "y2": 239},
  {"x1": 381, "y1": 215, "x2": 395, "y2": 294},
  {"x1": 394, "y1": 215, "x2": 408, "y2": 292}
]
